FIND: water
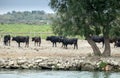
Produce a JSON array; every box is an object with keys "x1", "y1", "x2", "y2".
[{"x1": 0, "y1": 70, "x2": 120, "y2": 78}]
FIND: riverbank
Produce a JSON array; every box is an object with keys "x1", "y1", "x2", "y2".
[
  {"x1": 0, "y1": 56, "x2": 119, "y2": 71},
  {"x1": 0, "y1": 40, "x2": 120, "y2": 71}
]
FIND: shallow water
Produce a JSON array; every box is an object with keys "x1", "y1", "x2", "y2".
[{"x1": 0, "y1": 70, "x2": 120, "y2": 78}]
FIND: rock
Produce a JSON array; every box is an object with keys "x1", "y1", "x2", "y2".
[
  {"x1": 8, "y1": 60, "x2": 14, "y2": 65},
  {"x1": 105, "y1": 65, "x2": 113, "y2": 71},
  {"x1": 21, "y1": 64, "x2": 29, "y2": 69},
  {"x1": 17, "y1": 59, "x2": 27, "y2": 65},
  {"x1": 0, "y1": 57, "x2": 119, "y2": 71},
  {"x1": 35, "y1": 59, "x2": 43, "y2": 63},
  {"x1": 81, "y1": 63, "x2": 95, "y2": 71}
]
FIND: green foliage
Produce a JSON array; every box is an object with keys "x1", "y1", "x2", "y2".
[
  {"x1": 98, "y1": 61, "x2": 107, "y2": 70},
  {"x1": 0, "y1": 10, "x2": 54, "y2": 25},
  {"x1": 109, "y1": 17, "x2": 120, "y2": 38},
  {"x1": 49, "y1": 0, "x2": 120, "y2": 37}
]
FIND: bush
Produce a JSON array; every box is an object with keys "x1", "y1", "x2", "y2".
[{"x1": 98, "y1": 61, "x2": 108, "y2": 70}]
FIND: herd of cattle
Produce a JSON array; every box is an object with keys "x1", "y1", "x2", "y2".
[
  {"x1": 3, "y1": 35, "x2": 78, "y2": 49},
  {"x1": 3, "y1": 35, "x2": 120, "y2": 49}
]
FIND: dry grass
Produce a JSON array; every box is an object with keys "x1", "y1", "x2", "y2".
[{"x1": 0, "y1": 39, "x2": 120, "y2": 59}]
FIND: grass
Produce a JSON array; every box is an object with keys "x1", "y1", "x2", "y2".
[
  {"x1": 0, "y1": 23, "x2": 84, "y2": 39},
  {"x1": 0, "y1": 24, "x2": 54, "y2": 39}
]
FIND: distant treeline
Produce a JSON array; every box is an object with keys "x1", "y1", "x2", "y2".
[{"x1": 0, "y1": 10, "x2": 54, "y2": 25}]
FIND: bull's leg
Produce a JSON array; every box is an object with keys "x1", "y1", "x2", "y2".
[
  {"x1": 65, "y1": 45, "x2": 68, "y2": 49},
  {"x1": 7, "y1": 42, "x2": 8, "y2": 46},
  {"x1": 34, "y1": 42, "x2": 36, "y2": 46},
  {"x1": 102, "y1": 41, "x2": 104, "y2": 48},
  {"x1": 36, "y1": 42, "x2": 38, "y2": 46},
  {"x1": 76, "y1": 44, "x2": 78, "y2": 49},
  {"x1": 4, "y1": 41, "x2": 7, "y2": 46},
  {"x1": 18, "y1": 43, "x2": 20, "y2": 47},
  {"x1": 39, "y1": 42, "x2": 40, "y2": 47},
  {"x1": 4, "y1": 41, "x2": 6, "y2": 46},
  {"x1": 52, "y1": 42, "x2": 56, "y2": 47},
  {"x1": 36, "y1": 42, "x2": 37, "y2": 46},
  {"x1": 35, "y1": 42, "x2": 37, "y2": 46},
  {"x1": 66, "y1": 45, "x2": 68, "y2": 49},
  {"x1": 61, "y1": 43, "x2": 64, "y2": 47},
  {"x1": 114, "y1": 42, "x2": 117, "y2": 48},
  {"x1": 74, "y1": 44, "x2": 78, "y2": 49},
  {"x1": 52, "y1": 42, "x2": 54, "y2": 47},
  {"x1": 8, "y1": 40, "x2": 10, "y2": 46},
  {"x1": 25, "y1": 42, "x2": 26, "y2": 47},
  {"x1": 74, "y1": 44, "x2": 76, "y2": 49},
  {"x1": 27, "y1": 42, "x2": 29, "y2": 47},
  {"x1": 55, "y1": 42, "x2": 57, "y2": 47},
  {"x1": 25, "y1": 42, "x2": 28, "y2": 48},
  {"x1": 37, "y1": 42, "x2": 39, "y2": 46}
]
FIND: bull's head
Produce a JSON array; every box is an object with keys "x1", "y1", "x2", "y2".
[
  {"x1": 12, "y1": 37, "x2": 15, "y2": 41},
  {"x1": 32, "y1": 37, "x2": 35, "y2": 41},
  {"x1": 46, "y1": 36, "x2": 51, "y2": 41}
]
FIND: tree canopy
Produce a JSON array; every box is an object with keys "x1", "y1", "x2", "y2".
[
  {"x1": 49, "y1": 0, "x2": 120, "y2": 56},
  {"x1": 0, "y1": 10, "x2": 54, "y2": 25}
]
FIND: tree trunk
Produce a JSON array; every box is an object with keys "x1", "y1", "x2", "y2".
[
  {"x1": 102, "y1": 24, "x2": 111, "y2": 57},
  {"x1": 86, "y1": 37, "x2": 101, "y2": 56},
  {"x1": 102, "y1": 36, "x2": 111, "y2": 57}
]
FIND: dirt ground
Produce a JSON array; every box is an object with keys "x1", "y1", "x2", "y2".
[{"x1": 0, "y1": 39, "x2": 120, "y2": 59}]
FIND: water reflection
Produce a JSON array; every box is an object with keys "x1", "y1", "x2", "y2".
[
  {"x1": 93, "y1": 71, "x2": 111, "y2": 78},
  {"x1": 0, "y1": 70, "x2": 119, "y2": 78}
]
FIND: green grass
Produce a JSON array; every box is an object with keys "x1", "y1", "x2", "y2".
[
  {"x1": 0, "y1": 23, "x2": 84, "y2": 39},
  {"x1": 0, "y1": 24, "x2": 54, "y2": 39}
]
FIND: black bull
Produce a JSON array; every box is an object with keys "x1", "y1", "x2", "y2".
[
  {"x1": 61, "y1": 38, "x2": 78, "y2": 49},
  {"x1": 90, "y1": 36, "x2": 120, "y2": 47},
  {"x1": 4, "y1": 35, "x2": 11, "y2": 46},
  {"x1": 12, "y1": 36, "x2": 29, "y2": 47},
  {"x1": 46, "y1": 36, "x2": 78, "y2": 49},
  {"x1": 91, "y1": 36, "x2": 104, "y2": 47},
  {"x1": 115, "y1": 42, "x2": 120, "y2": 47},
  {"x1": 32, "y1": 37, "x2": 41, "y2": 46},
  {"x1": 46, "y1": 36, "x2": 62, "y2": 47}
]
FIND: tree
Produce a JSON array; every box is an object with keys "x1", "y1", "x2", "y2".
[
  {"x1": 0, "y1": 10, "x2": 54, "y2": 25},
  {"x1": 49, "y1": 0, "x2": 120, "y2": 56}
]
